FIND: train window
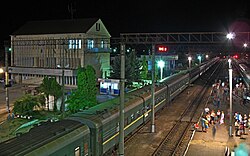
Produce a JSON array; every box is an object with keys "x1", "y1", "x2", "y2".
[
  {"x1": 131, "y1": 114, "x2": 134, "y2": 120},
  {"x1": 116, "y1": 122, "x2": 119, "y2": 132},
  {"x1": 137, "y1": 110, "x2": 140, "y2": 115},
  {"x1": 75, "y1": 146, "x2": 80, "y2": 156}
]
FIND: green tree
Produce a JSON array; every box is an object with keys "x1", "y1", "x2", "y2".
[
  {"x1": 66, "y1": 65, "x2": 97, "y2": 113},
  {"x1": 110, "y1": 51, "x2": 140, "y2": 87},
  {"x1": 13, "y1": 94, "x2": 40, "y2": 115},
  {"x1": 39, "y1": 77, "x2": 62, "y2": 111},
  {"x1": 140, "y1": 55, "x2": 148, "y2": 80},
  {"x1": 129, "y1": 50, "x2": 141, "y2": 82}
]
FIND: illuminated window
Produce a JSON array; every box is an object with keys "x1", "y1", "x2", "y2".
[
  {"x1": 69, "y1": 39, "x2": 82, "y2": 49},
  {"x1": 101, "y1": 40, "x2": 104, "y2": 48},
  {"x1": 113, "y1": 83, "x2": 118, "y2": 89},
  {"x1": 87, "y1": 39, "x2": 94, "y2": 49}
]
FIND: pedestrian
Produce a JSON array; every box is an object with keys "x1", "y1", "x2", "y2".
[
  {"x1": 235, "y1": 120, "x2": 240, "y2": 136},
  {"x1": 210, "y1": 110, "x2": 216, "y2": 123},
  {"x1": 243, "y1": 114, "x2": 248, "y2": 134},
  {"x1": 204, "y1": 107, "x2": 209, "y2": 115},
  {"x1": 201, "y1": 115, "x2": 206, "y2": 132},
  {"x1": 217, "y1": 110, "x2": 221, "y2": 120},
  {"x1": 248, "y1": 114, "x2": 250, "y2": 130},
  {"x1": 220, "y1": 111, "x2": 225, "y2": 125}
]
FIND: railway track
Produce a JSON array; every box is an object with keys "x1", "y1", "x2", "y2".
[{"x1": 152, "y1": 61, "x2": 223, "y2": 156}]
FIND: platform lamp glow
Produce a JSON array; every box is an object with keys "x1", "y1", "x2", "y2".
[
  {"x1": 228, "y1": 58, "x2": 233, "y2": 137},
  {"x1": 188, "y1": 56, "x2": 192, "y2": 68},
  {"x1": 226, "y1": 32, "x2": 235, "y2": 40},
  {"x1": 157, "y1": 60, "x2": 165, "y2": 80}
]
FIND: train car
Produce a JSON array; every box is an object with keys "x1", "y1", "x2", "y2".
[{"x1": 0, "y1": 120, "x2": 90, "y2": 156}]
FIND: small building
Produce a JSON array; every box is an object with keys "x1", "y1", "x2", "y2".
[
  {"x1": 98, "y1": 78, "x2": 120, "y2": 95},
  {"x1": 9, "y1": 18, "x2": 111, "y2": 87}
]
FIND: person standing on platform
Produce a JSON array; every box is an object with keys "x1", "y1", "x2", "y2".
[
  {"x1": 220, "y1": 111, "x2": 225, "y2": 125},
  {"x1": 201, "y1": 115, "x2": 206, "y2": 132},
  {"x1": 235, "y1": 120, "x2": 240, "y2": 136},
  {"x1": 217, "y1": 110, "x2": 221, "y2": 121}
]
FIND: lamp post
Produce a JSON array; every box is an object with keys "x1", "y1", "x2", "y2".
[
  {"x1": 198, "y1": 55, "x2": 202, "y2": 64},
  {"x1": 226, "y1": 32, "x2": 235, "y2": 137},
  {"x1": 243, "y1": 43, "x2": 248, "y2": 48},
  {"x1": 228, "y1": 58, "x2": 233, "y2": 137},
  {"x1": 205, "y1": 55, "x2": 209, "y2": 59},
  {"x1": 157, "y1": 60, "x2": 165, "y2": 80},
  {"x1": 151, "y1": 44, "x2": 156, "y2": 133},
  {"x1": 4, "y1": 43, "x2": 11, "y2": 120},
  {"x1": 188, "y1": 56, "x2": 192, "y2": 68}
]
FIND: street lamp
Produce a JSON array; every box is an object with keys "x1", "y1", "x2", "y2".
[
  {"x1": 205, "y1": 54, "x2": 209, "y2": 59},
  {"x1": 243, "y1": 43, "x2": 248, "y2": 48},
  {"x1": 228, "y1": 58, "x2": 233, "y2": 137},
  {"x1": 1, "y1": 44, "x2": 12, "y2": 120},
  {"x1": 157, "y1": 60, "x2": 165, "y2": 80},
  {"x1": 198, "y1": 55, "x2": 202, "y2": 64},
  {"x1": 226, "y1": 32, "x2": 235, "y2": 40},
  {"x1": 188, "y1": 56, "x2": 192, "y2": 68}
]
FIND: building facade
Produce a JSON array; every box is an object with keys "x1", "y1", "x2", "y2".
[{"x1": 9, "y1": 18, "x2": 111, "y2": 87}]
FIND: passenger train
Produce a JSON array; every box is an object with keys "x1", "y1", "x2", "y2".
[{"x1": 0, "y1": 57, "x2": 219, "y2": 156}]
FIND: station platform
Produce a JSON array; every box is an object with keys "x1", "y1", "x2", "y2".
[{"x1": 185, "y1": 96, "x2": 250, "y2": 156}]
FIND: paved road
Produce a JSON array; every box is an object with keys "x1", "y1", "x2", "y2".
[{"x1": 0, "y1": 84, "x2": 25, "y2": 123}]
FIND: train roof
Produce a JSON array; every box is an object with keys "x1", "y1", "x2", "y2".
[{"x1": 0, "y1": 119, "x2": 83, "y2": 156}]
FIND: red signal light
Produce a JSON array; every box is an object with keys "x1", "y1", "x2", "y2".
[
  {"x1": 157, "y1": 45, "x2": 168, "y2": 52},
  {"x1": 233, "y1": 55, "x2": 239, "y2": 59}
]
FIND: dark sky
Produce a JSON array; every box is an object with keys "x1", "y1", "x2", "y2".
[{"x1": 1, "y1": 0, "x2": 250, "y2": 43}]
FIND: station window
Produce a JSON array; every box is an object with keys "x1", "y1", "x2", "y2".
[
  {"x1": 87, "y1": 39, "x2": 94, "y2": 49},
  {"x1": 69, "y1": 39, "x2": 82, "y2": 49},
  {"x1": 101, "y1": 40, "x2": 104, "y2": 48}
]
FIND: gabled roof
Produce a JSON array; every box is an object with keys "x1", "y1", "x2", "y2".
[{"x1": 12, "y1": 18, "x2": 99, "y2": 35}]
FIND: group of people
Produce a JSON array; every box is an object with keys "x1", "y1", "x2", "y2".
[
  {"x1": 234, "y1": 112, "x2": 250, "y2": 137},
  {"x1": 200, "y1": 107, "x2": 225, "y2": 133}
]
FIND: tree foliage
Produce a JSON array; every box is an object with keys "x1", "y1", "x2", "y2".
[
  {"x1": 39, "y1": 76, "x2": 62, "y2": 110},
  {"x1": 13, "y1": 94, "x2": 42, "y2": 115},
  {"x1": 110, "y1": 51, "x2": 141, "y2": 86},
  {"x1": 140, "y1": 55, "x2": 148, "y2": 80},
  {"x1": 66, "y1": 65, "x2": 97, "y2": 113}
]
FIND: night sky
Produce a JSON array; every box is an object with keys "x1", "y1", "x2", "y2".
[{"x1": 1, "y1": 0, "x2": 250, "y2": 44}]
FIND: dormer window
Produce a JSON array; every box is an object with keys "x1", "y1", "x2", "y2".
[{"x1": 96, "y1": 23, "x2": 100, "y2": 31}]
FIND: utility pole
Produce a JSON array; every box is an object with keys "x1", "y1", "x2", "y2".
[
  {"x1": 119, "y1": 43, "x2": 125, "y2": 156},
  {"x1": 61, "y1": 49, "x2": 65, "y2": 113},
  {"x1": 151, "y1": 44, "x2": 155, "y2": 133},
  {"x1": 4, "y1": 41, "x2": 11, "y2": 120},
  {"x1": 228, "y1": 59, "x2": 233, "y2": 136}
]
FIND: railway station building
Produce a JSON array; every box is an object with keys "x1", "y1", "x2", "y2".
[{"x1": 9, "y1": 18, "x2": 111, "y2": 87}]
